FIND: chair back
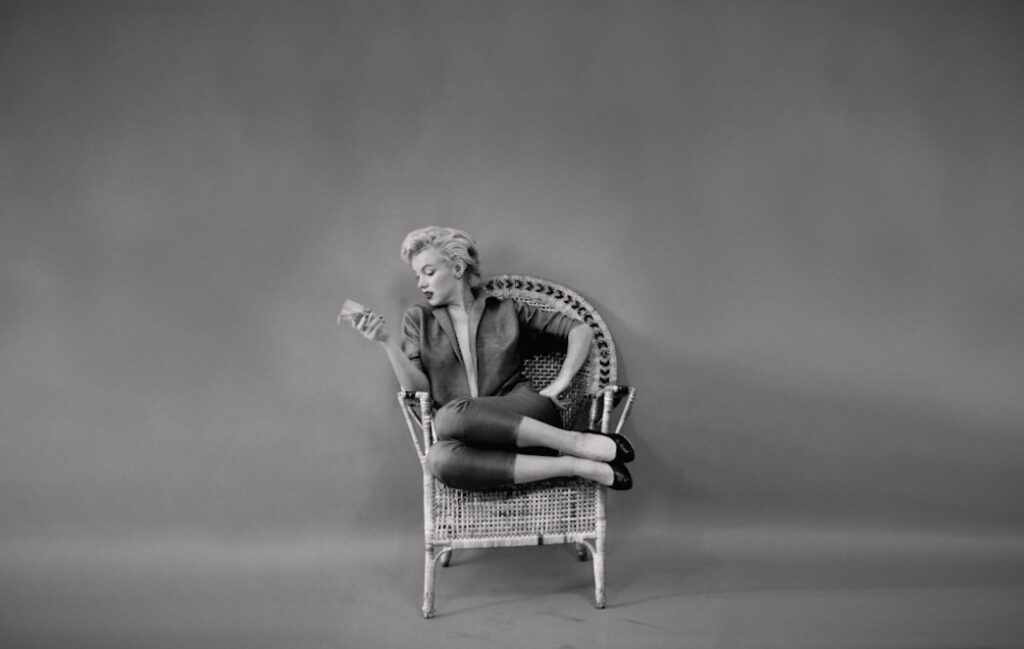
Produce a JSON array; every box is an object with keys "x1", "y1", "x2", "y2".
[{"x1": 483, "y1": 275, "x2": 617, "y2": 429}]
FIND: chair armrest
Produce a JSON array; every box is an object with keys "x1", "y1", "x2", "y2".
[
  {"x1": 397, "y1": 391, "x2": 435, "y2": 462},
  {"x1": 588, "y1": 385, "x2": 637, "y2": 435}
]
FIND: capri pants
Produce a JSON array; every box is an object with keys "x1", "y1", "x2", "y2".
[{"x1": 426, "y1": 384, "x2": 563, "y2": 490}]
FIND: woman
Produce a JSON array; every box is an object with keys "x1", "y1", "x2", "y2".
[{"x1": 345, "y1": 226, "x2": 633, "y2": 491}]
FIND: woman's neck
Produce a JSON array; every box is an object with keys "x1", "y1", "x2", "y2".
[{"x1": 446, "y1": 284, "x2": 476, "y2": 312}]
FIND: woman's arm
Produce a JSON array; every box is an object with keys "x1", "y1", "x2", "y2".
[
  {"x1": 538, "y1": 322, "x2": 593, "y2": 403},
  {"x1": 380, "y1": 337, "x2": 430, "y2": 393},
  {"x1": 349, "y1": 311, "x2": 430, "y2": 393}
]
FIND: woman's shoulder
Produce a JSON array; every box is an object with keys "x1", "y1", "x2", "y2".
[
  {"x1": 401, "y1": 303, "x2": 432, "y2": 327},
  {"x1": 481, "y1": 293, "x2": 518, "y2": 314},
  {"x1": 403, "y1": 303, "x2": 430, "y2": 317}
]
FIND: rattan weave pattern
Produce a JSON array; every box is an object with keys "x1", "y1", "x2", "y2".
[{"x1": 431, "y1": 478, "x2": 598, "y2": 545}]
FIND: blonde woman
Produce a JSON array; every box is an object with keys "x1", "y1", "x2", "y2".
[{"x1": 346, "y1": 227, "x2": 633, "y2": 490}]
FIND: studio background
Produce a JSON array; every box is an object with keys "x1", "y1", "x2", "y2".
[{"x1": 2, "y1": 1, "x2": 1023, "y2": 646}]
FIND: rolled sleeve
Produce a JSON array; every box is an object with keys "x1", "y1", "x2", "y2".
[
  {"x1": 514, "y1": 302, "x2": 581, "y2": 341},
  {"x1": 401, "y1": 306, "x2": 425, "y2": 372}
]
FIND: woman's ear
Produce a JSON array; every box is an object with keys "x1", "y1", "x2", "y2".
[{"x1": 452, "y1": 259, "x2": 465, "y2": 279}]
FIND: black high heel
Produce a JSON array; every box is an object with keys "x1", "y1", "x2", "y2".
[
  {"x1": 608, "y1": 461, "x2": 632, "y2": 491},
  {"x1": 582, "y1": 429, "x2": 635, "y2": 463}
]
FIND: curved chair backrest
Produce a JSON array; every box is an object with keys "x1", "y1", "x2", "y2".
[{"x1": 483, "y1": 275, "x2": 617, "y2": 429}]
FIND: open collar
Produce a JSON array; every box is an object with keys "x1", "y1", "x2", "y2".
[{"x1": 430, "y1": 292, "x2": 495, "y2": 365}]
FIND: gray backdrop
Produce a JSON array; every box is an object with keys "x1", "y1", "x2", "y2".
[{"x1": 3, "y1": 0, "x2": 1023, "y2": 573}]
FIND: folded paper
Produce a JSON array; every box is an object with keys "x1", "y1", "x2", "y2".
[{"x1": 337, "y1": 299, "x2": 369, "y2": 325}]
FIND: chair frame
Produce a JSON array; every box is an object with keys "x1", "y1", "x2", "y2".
[{"x1": 398, "y1": 274, "x2": 636, "y2": 618}]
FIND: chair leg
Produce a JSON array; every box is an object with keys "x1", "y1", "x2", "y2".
[
  {"x1": 592, "y1": 539, "x2": 606, "y2": 609},
  {"x1": 575, "y1": 543, "x2": 589, "y2": 561},
  {"x1": 423, "y1": 546, "x2": 437, "y2": 619},
  {"x1": 578, "y1": 539, "x2": 605, "y2": 608}
]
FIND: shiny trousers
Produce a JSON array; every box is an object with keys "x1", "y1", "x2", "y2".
[{"x1": 426, "y1": 385, "x2": 562, "y2": 490}]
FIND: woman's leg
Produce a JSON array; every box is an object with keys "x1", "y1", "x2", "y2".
[
  {"x1": 426, "y1": 440, "x2": 516, "y2": 490},
  {"x1": 427, "y1": 386, "x2": 620, "y2": 489},
  {"x1": 433, "y1": 389, "x2": 617, "y2": 461},
  {"x1": 426, "y1": 441, "x2": 616, "y2": 489},
  {"x1": 514, "y1": 417, "x2": 617, "y2": 462},
  {"x1": 432, "y1": 389, "x2": 557, "y2": 448},
  {"x1": 512, "y1": 454, "x2": 614, "y2": 486}
]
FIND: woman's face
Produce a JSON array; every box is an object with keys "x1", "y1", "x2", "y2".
[{"x1": 411, "y1": 247, "x2": 463, "y2": 307}]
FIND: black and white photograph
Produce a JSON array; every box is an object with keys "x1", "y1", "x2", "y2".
[{"x1": 2, "y1": 1, "x2": 1023, "y2": 647}]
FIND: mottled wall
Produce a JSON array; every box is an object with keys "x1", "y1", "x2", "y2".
[{"x1": 2, "y1": 1, "x2": 1022, "y2": 544}]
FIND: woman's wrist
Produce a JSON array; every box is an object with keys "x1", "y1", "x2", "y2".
[{"x1": 546, "y1": 379, "x2": 569, "y2": 395}]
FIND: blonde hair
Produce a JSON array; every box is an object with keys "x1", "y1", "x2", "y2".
[{"x1": 400, "y1": 226, "x2": 482, "y2": 287}]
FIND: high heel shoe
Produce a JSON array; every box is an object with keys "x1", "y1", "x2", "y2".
[
  {"x1": 582, "y1": 429, "x2": 635, "y2": 463},
  {"x1": 607, "y1": 460, "x2": 632, "y2": 491}
]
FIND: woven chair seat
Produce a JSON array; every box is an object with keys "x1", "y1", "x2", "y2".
[{"x1": 431, "y1": 478, "x2": 599, "y2": 547}]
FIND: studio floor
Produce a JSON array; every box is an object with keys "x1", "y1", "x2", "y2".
[{"x1": 3, "y1": 521, "x2": 1023, "y2": 649}]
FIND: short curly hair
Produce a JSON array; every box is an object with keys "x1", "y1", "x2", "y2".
[{"x1": 400, "y1": 226, "x2": 482, "y2": 287}]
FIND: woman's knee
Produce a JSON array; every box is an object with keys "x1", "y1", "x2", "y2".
[
  {"x1": 426, "y1": 440, "x2": 474, "y2": 487},
  {"x1": 426, "y1": 440, "x2": 515, "y2": 490},
  {"x1": 433, "y1": 398, "x2": 473, "y2": 440}
]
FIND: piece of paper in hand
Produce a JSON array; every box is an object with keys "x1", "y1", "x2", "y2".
[{"x1": 338, "y1": 299, "x2": 369, "y2": 325}]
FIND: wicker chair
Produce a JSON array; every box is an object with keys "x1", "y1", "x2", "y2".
[{"x1": 398, "y1": 274, "x2": 636, "y2": 618}]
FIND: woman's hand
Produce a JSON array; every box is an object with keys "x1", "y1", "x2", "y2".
[
  {"x1": 539, "y1": 384, "x2": 570, "y2": 410},
  {"x1": 348, "y1": 310, "x2": 390, "y2": 343},
  {"x1": 342, "y1": 307, "x2": 429, "y2": 393}
]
